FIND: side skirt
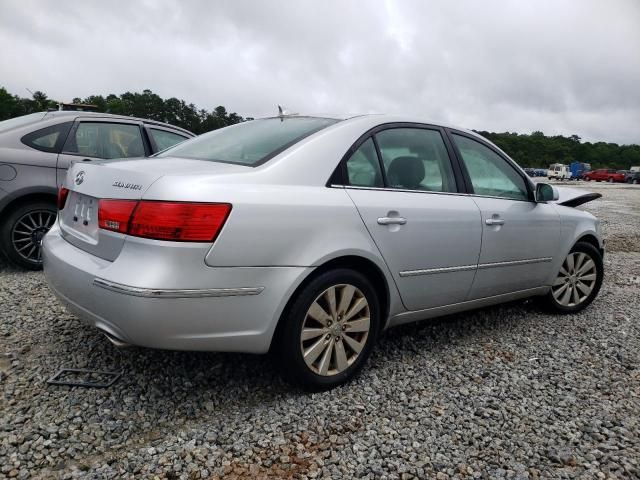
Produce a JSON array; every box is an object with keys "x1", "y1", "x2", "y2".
[{"x1": 387, "y1": 286, "x2": 550, "y2": 328}]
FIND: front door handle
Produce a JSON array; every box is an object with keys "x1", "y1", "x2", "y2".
[
  {"x1": 377, "y1": 216, "x2": 407, "y2": 225},
  {"x1": 485, "y1": 218, "x2": 505, "y2": 226}
]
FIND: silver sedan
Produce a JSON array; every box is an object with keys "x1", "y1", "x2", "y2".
[{"x1": 43, "y1": 114, "x2": 604, "y2": 390}]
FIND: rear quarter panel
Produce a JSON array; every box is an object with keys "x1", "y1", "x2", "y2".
[{"x1": 142, "y1": 178, "x2": 405, "y2": 318}]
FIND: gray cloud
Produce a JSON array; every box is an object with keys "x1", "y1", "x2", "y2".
[{"x1": 1, "y1": 0, "x2": 639, "y2": 143}]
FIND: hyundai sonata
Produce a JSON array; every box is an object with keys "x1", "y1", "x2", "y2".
[{"x1": 43, "y1": 114, "x2": 604, "y2": 389}]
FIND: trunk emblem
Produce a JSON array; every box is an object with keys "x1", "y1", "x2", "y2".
[
  {"x1": 75, "y1": 171, "x2": 85, "y2": 185},
  {"x1": 112, "y1": 181, "x2": 143, "y2": 191}
]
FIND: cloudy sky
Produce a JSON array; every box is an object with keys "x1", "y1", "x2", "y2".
[{"x1": 1, "y1": 0, "x2": 639, "y2": 143}]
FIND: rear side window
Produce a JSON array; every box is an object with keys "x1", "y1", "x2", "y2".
[
  {"x1": 21, "y1": 122, "x2": 73, "y2": 153},
  {"x1": 157, "y1": 117, "x2": 339, "y2": 166},
  {"x1": 376, "y1": 128, "x2": 456, "y2": 192},
  {"x1": 345, "y1": 138, "x2": 383, "y2": 187},
  {"x1": 63, "y1": 122, "x2": 145, "y2": 159},
  {"x1": 149, "y1": 129, "x2": 188, "y2": 152}
]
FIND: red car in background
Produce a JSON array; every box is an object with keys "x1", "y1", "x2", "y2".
[{"x1": 583, "y1": 169, "x2": 626, "y2": 182}]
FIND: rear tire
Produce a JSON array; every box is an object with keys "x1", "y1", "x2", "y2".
[
  {"x1": 274, "y1": 268, "x2": 380, "y2": 391},
  {"x1": 0, "y1": 201, "x2": 57, "y2": 270},
  {"x1": 541, "y1": 242, "x2": 603, "y2": 314}
]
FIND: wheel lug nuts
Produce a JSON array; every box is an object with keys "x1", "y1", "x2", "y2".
[{"x1": 342, "y1": 325, "x2": 346, "y2": 331}]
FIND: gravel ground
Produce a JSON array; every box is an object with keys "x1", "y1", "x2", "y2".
[{"x1": 1, "y1": 182, "x2": 639, "y2": 479}]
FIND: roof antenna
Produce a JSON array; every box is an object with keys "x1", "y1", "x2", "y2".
[{"x1": 277, "y1": 105, "x2": 298, "y2": 121}]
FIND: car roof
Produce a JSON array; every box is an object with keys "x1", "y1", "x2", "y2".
[
  {"x1": 38, "y1": 110, "x2": 194, "y2": 136},
  {"x1": 258, "y1": 113, "x2": 482, "y2": 138}
]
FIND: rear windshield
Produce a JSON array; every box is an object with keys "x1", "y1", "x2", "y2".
[
  {"x1": 0, "y1": 112, "x2": 49, "y2": 134},
  {"x1": 157, "y1": 117, "x2": 339, "y2": 166}
]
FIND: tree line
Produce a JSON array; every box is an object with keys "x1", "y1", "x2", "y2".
[
  {"x1": 476, "y1": 130, "x2": 640, "y2": 170},
  {"x1": 0, "y1": 87, "x2": 248, "y2": 135},
  {"x1": 1, "y1": 87, "x2": 639, "y2": 169}
]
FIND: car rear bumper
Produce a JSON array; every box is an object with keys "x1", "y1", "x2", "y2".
[{"x1": 43, "y1": 222, "x2": 311, "y2": 353}]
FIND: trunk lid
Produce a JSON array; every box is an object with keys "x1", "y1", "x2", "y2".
[{"x1": 59, "y1": 158, "x2": 246, "y2": 261}]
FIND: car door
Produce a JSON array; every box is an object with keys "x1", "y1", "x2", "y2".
[
  {"x1": 449, "y1": 132, "x2": 561, "y2": 299},
  {"x1": 342, "y1": 125, "x2": 482, "y2": 311},
  {"x1": 56, "y1": 120, "x2": 148, "y2": 186}
]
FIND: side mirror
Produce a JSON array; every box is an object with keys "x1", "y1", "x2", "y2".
[{"x1": 535, "y1": 182, "x2": 559, "y2": 202}]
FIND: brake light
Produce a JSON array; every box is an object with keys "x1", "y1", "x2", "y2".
[
  {"x1": 97, "y1": 200, "x2": 231, "y2": 242},
  {"x1": 98, "y1": 199, "x2": 137, "y2": 234},
  {"x1": 58, "y1": 187, "x2": 70, "y2": 210},
  {"x1": 130, "y1": 202, "x2": 231, "y2": 241}
]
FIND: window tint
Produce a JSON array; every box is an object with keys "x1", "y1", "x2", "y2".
[
  {"x1": 453, "y1": 134, "x2": 528, "y2": 201},
  {"x1": 375, "y1": 128, "x2": 456, "y2": 192},
  {"x1": 149, "y1": 129, "x2": 188, "y2": 152},
  {"x1": 345, "y1": 138, "x2": 383, "y2": 187},
  {"x1": 21, "y1": 122, "x2": 73, "y2": 153},
  {"x1": 64, "y1": 122, "x2": 145, "y2": 159},
  {"x1": 157, "y1": 117, "x2": 339, "y2": 166}
]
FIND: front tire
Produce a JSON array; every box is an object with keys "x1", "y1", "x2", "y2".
[
  {"x1": 0, "y1": 201, "x2": 57, "y2": 270},
  {"x1": 274, "y1": 269, "x2": 380, "y2": 391},
  {"x1": 542, "y1": 242, "x2": 603, "y2": 313}
]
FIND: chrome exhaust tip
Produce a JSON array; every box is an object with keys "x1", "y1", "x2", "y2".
[{"x1": 101, "y1": 331, "x2": 132, "y2": 348}]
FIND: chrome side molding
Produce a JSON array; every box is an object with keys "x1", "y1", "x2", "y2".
[
  {"x1": 399, "y1": 264, "x2": 476, "y2": 277},
  {"x1": 399, "y1": 257, "x2": 552, "y2": 277},
  {"x1": 93, "y1": 278, "x2": 264, "y2": 298},
  {"x1": 477, "y1": 257, "x2": 552, "y2": 270}
]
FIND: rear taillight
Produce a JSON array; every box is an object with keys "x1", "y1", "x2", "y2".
[
  {"x1": 97, "y1": 200, "x2": 231, "y2": 242},
  {"x1": 98, "y1": 199, "x2": 137, "y2": 234},
  {"x1": 58, "y1": 187, "x2": 70, "y2": 210},
  {"x1": 130, "y1": 202, "x2": 231, "y2": 241}
]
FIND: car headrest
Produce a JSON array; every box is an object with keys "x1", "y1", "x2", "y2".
[{"x1": 387, "y1": 156, "x2": 425, "y2": 189}]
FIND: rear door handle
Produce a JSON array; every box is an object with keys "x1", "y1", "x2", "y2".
[
  {"x1": 485, "y1": 218, "x2": 505, "y2": 226},
  {"x1": 377, "y1": 216, "x2": 407, "y2": 225}
]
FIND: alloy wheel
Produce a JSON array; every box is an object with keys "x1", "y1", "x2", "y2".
[
  {"x1": 11, "y1": 210, "x2": 56, "y2": 264},
  {"x1": 551, "y1": 252, "x2": 597, "y2": 307},
  {"x1": 300, "y1": 283, "x2": 370, "y2": 376}
]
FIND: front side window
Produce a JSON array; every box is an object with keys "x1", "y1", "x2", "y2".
[
  {"x1": 149, "y1": 129, "x2": 188, "y2": 152},
  {"x1": 345, "y1": 138, "x2": 383, "y2": 187},
  {"x1": 157, "y1": 117, "x2": 339, "y2": 166},
  {"x1": 375, "y1": 128, "x2": 456, "y2": 192},
  {"x1": 21, "y1": 122, "x2": 73, "y2": 153},
  {"x1": 453, "y1": 134, "x2": 529, "y2": 201},
  {"x1": 63, "y1": 122, "x2": 145, "y2": 159}
]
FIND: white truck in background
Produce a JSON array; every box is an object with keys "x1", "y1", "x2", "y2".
[{"x1": 548, "y1": 163, "x2": 572, "y2": 180}]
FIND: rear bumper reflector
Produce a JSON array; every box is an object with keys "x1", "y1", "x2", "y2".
[{"x1": 92, "y1": 278, "x2": 264, "y2": 298}]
